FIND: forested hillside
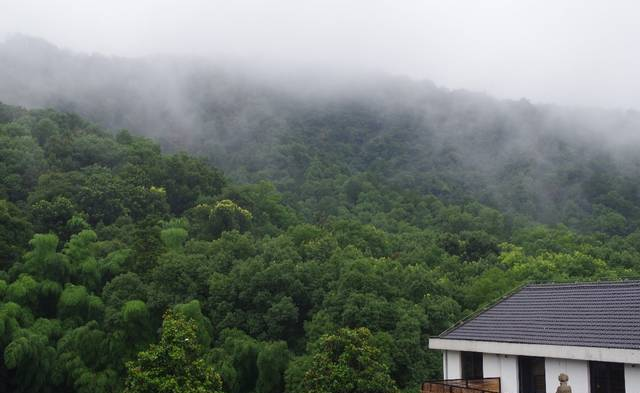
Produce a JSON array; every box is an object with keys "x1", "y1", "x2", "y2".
[
  {"x1": 2, "y1": 36, "x2": 640, "y2": 393},
  {"x1": 1, "y1": 102, "x2": 639, "y2": 393},
  {"x1": 3, "y1": 35, "x2": 640, "y2": 230}
]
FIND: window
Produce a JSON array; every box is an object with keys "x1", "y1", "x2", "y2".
[
  {"x1": 590, "y1": 361, "x2": 625, "y2": 393},
  {"x1": 461, "y1": 351, "x2": 483, "y2": 380},
  {"x1": 518, "y1": 356, "x2": 546, "y2": 393}
]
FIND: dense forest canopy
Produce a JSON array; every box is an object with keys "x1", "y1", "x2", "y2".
[
  {"x1": 1, "y1": 36, "x2": 640, "y2": 393},
  {"x1": 3, "y1": 35, "x2": 640, "y2": 229}
]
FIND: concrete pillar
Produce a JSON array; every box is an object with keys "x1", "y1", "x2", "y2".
[
  {"x1": 444, "y1": 350, "x2": 461, "y2": 379},
  {"x1": 483, "y1": 353, "x2": 501, "y2": 378},
  {"x1": 500, "y1": 355, "x2": 518, "y2": 393},
  {"x1": 625, "y1": 364, "x2": 640, "y2": 393}
]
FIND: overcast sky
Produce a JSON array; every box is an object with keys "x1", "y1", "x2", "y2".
[{"x1": 1, "y1": 0, "x2": 639, "y2": 110}]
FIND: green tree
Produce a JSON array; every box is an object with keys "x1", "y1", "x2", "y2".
[
  {"x1": 0, "y1": 199, "x2": 32, "y2": 268},
  {"x1": 29, "y1": 196, "x2": 78, "y2": 239},
  {"x1": 0, "y1": 128, "x2": 47, "y2": 201},
  {"x1": 158, "y1": 153, "x2": 225, "y2": 214},
  {"x1": 256, "y1": 341, "x2": 289, "y2": 393},
  {"x1": 123, "y1": 311, "x2": 223, "y2": 393},
  {"x1": 160, "y1": 227, "x2": 188, "y2": 251},
  {"x1": 302, "y1": 327, "x2": 398, "y2": 393},
  {"x1": 31, "y1": 117, "x2": 60, "y2": 145},
  {"x1": 210, "y1": 200, "x2": 252, "y2": 237},
  {"x1": 75, "y1": 167, "x2": 126, "y2": 225}
]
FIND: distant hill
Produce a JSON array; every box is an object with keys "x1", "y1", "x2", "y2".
[
  {"x1": 3, "y1": 34, "x2": 640, "y2": 231},
  {"x1": 3, "y1": 37, "x2": 640, "y2": 393}
]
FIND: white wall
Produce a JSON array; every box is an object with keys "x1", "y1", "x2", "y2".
[
  {"x1": 445, "y1": 351, "x2": 640, "y2": 393},
  {"x1": 481, "y1": 353, "x2": 518, "y2": 393},
  {"x1": 444, "y1": 350, "x2": 461, "y2": 379},
  {"x1": 625, "y1": 364, "x2": 640, "y2": 393},
  {"x1": 483, "y1": 353, "x2": 501, "y2": 378},
  {"x1": 501, "y1": 355, "x2": 518, "y2": 393},
  {"x1": 544, "y1": 358, "x2": 589, "y2": 393}
]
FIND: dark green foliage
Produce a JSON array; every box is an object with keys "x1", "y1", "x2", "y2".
[
  {"x1": 0, "y1": 124, "x2": 47, "y2": 201},
  {"x1": 123, "y1": 311, "x2": 223, "y2": 393},
  {"x1": 29, "y1": 196, "x2": 78, "y2": 240},
  {"x1": 256, "y1": 341, "x2": 289, "y2": 393},
  {"x1": 159, "y1": 153, "x2": 226, "y2": 215},
  {"x1": 160, "y1": 227, "x2": 188, "y2": 251},
  {"x1": 301, "y1": 327, "x2": 398, "y2": 393},
  {"x1": 213, "y1": 329, "x2": 260, "y2": 393},
  {"x1": 209, "y1": 200, "x2": 253, "y2": 238},
  {"x1": 129, "y1": 220, "x2": 163, "y2": 274},
  {"x1": 0, "y1": 200, "x2": 32, "y2": 268},
  {"x1": 0, "y1": 101, "x2": 639, "y2": 393}
]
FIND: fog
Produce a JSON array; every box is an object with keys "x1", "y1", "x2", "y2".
[
  {"x1": 1, "y1": 3, "x2": 640, "y2": 226},
  {"x1": 1, "y1": 0, "x2": 639, "y2": 110},
  {"x1": 3, "y1": 5, "x2": 640, "y2": 391}
]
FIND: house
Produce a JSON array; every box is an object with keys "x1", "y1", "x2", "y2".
[{"x1": 427, "y1": 281, "x2": 640, "y2": 393}]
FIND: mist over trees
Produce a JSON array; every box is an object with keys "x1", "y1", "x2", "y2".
[
  {"x1": 1, "y1": 35, "x2": 640, "y2": 393},
  {"x1": 3, "y1": 35, "x2": 640, "y2": 230}
]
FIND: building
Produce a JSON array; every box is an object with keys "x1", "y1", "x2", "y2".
[{"x1": 427, "y1": 281, "x2": 640, "y2": 393}]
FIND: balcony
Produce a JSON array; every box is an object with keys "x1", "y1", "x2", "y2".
[{"x1": 422, "y1": 377, "x2": 501, "y2": 393}]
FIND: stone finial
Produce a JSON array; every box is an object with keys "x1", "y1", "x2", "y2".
[{"x1": 556, "y1": 373, "x2": 571, "y2": 393}]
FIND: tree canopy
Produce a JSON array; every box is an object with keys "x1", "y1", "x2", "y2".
[
  {"x1": 0, "y1": 100, "x2": 639, "y2": 393},
  {"x1": 123, "y1": 311, "x2": 223, "y2": 393},
  {"x1": 302, "y1": 327, "x2": 398, "y2": 393}
]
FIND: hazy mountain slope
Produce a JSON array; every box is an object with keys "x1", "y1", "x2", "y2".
[
  {"x1": 3, "y1": 37, "x2": 640, "y2": 393},
  {"x1": 2, "y1": 35, "x2": 640, "y2": 231},
  {"x1": 3, "y1": 101, "x2": 640, "y2": 393}
]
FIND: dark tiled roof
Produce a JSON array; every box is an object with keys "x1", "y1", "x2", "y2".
[{"x1": 440, "y1": 281, "x2": 640, "y2": 350}]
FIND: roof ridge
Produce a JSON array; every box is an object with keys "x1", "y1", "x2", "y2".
[{"x1": 525, "y1": 279, "x2": 640, "y2": 288}]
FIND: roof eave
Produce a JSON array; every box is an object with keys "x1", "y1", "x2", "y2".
[{"x1": 429, "y1": 337, "x2": 640, "y2": 364}]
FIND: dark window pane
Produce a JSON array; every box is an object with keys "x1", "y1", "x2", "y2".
[
  {"x1": 518, "y1": 356, "x2": 546, "y2": 393},
  {"x1": 461, "y1": 351, "x2": 483, "y2": 379},
  {"x1": 590, "y1": 362, "x2": 625, "y2": 393}
]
